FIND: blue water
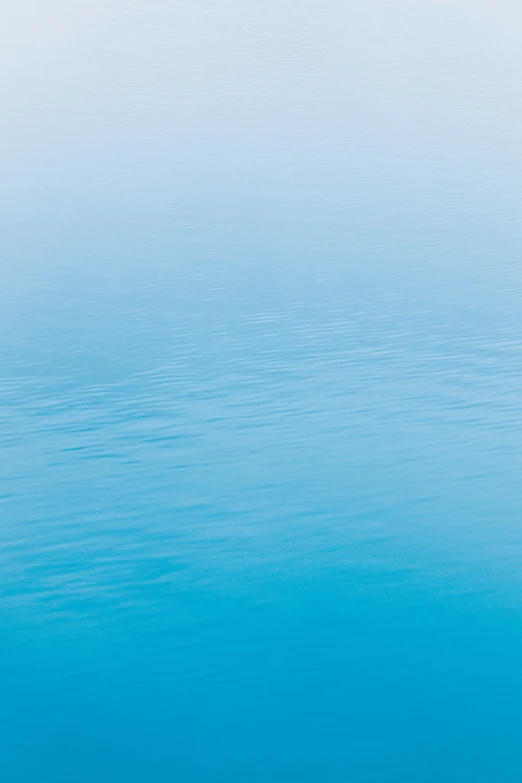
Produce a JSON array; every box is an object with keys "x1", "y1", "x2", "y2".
[{"x1": 2, "y1": 2, "x2": 522, "y2": 781}]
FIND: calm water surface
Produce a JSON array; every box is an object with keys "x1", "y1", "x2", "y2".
[{"x1": 2, "y1": 1, "x2": 522, "y2": 781}]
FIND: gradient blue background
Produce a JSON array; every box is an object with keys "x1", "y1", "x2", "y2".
[{"x1": 2, "y1": 1, "x2": 522, "y2": 780}]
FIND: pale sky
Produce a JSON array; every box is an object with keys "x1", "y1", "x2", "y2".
[{"x1": 2, "y1": 0, "x2": 521, "y2": 261}]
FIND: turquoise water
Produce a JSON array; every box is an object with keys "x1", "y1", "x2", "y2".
[{"x1": 2, "y1": 2, "x2": 522, "y2": 780}]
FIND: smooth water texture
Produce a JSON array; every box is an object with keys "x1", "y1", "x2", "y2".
[{"x1": 2, "y1": 2, "x2": 522, "y2": 781}]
